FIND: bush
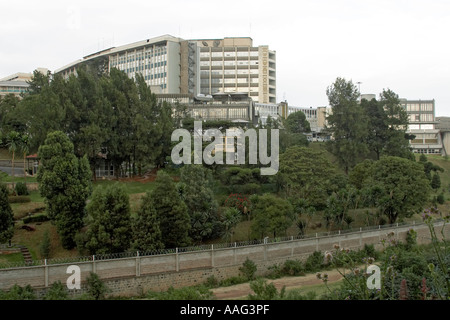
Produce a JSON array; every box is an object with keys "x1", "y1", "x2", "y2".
[
  {"x1": 304, "y1": 251, "x2": 325, "y2": 272},
  {"x1": 239, "y1": 258, "x2": 257, "y2": 281},
  {"x1": 0, "y1": 284, "x2": 36, "y2": 300},
  {"x1": 40, "y1": 230, "x2": 51, "y2": 259},
  {"x1": 219, "y1": 276, "x2": 247, "y2": 287},
  {"x1": 14, "y1": 182, "x2": 29, "y2": 196},
  {"x1": 437, "y1": 193, "x2": 445, "y2": 204},
  {"x1": 23, "y1": 214, "x2": 50, "y2": 224},
  {"x1": 282, "y1": 260, "x2": 305, "y2": 276},
  {"x1": 85, "y1": 272, "x2": 108, "y2": 300},
  {"x1": 248, "y1": 278, "x2": 284, "y2": 300},
  {"x1": 44, "y1": 281, "x2": 68, "y2": 300},
  {"x1": 8, "y1": 195, "x2": 31, "y2": 203},
  {"x1": 147, "y1": 285, "x2": 213, "y2": 300}
]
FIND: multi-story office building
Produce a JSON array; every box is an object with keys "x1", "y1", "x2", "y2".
[
  {"x1": 56, "y1": 35, "x2": 198, "y2": 95},
  {"x1": 400, "y1": 99, "x2": 443, "y2": 154},
  {"x1": 55, "y1": 35, "x2": 276, "y2": 103},
  {"x1": 0, "y1": 72, "x2": 32, "y2": 98},
  {"x1": 194, "y1": 37, "x2": 276, "y2": 104},
  {"x1": 0, "y1": 68, "x2": 49, "y2": 98}
]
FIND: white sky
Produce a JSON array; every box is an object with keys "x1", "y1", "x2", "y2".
[{"x1": 2, "y1": 0, "x2": 450, "y2": 116}]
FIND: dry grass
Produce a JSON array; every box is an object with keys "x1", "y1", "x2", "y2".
[{"x1": 12, "y1": 221, "x2": 80, "y2": 260}]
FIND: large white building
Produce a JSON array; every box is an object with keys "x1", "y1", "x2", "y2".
[
  {"x1": 55, "y1": 35, "x2": 276, "y2": 104},
  {"x1": 400, "y1": 99, "x2": 443, "y2": 155}
]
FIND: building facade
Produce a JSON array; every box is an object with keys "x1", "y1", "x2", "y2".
[
  {"x1": 195, "y1": 37, "x2": 276, "y2": 104},
  {"x1": 55, "y1": 35, "x2": 276, "y2": 103},
  {"x1": 400, "y1": 99, "x2": 443, "y2": 155}
]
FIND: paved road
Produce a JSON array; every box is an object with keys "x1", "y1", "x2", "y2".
[{"x1": 0, "y1": 166, "x2": 26, "y2": 177}]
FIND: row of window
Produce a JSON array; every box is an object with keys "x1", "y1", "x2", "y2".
[
  {"x1": 114, "y1": 47, "x2": 168, "y2": 64},
  {"x1": 413, "y1": 148, "x2": 441, "y2": 154},
  {"x1": 406, "y1": 103, "x2": 434, "y2": 112},
  {"x1": 143, "y1": 73, "x2": 167, "y2": 80},
  {"x1": 0, "y1": 87, "x2": 27, "y2": 93},
  {"x1": 189, "y1": 107, "x2": 249, "y2": 120},
  {"x1": 200, "y1": 51, "x2": 259, "y2": 58},
  {"x1": 408, "y1": 113, "x2": 435, "y2": 122},
  {"x1": 111, "y1": 60, "x2": 167, "y2": 69},
  {"x1": 200, "y1": 60, "x2": 259, "y2": 67},
  {"x1": 201, "y1": 69, "x2": 260, "y2": 75},
  {"x1": 201, "y1": 78, "x2": 259, "y2": 84}
]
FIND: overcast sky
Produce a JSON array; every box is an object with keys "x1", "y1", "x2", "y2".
[{"x1": 2, "y1": 0, "x2": 449, "y2": 116}]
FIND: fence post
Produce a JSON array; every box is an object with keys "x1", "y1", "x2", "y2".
[
  {"x1": 211, "y1": 245, "x2": 214, "y2": 268},
  {"x1": 175, "y1": 248, "x2": 179, "y2": 272},
  {"x1": 316, "y1": 233, "x2": 319, "y2": 251},
  {"x1": 136, "y1": 251, "x2": 141, "y2": 277},
  {"x1": 92, "y1": 255, "x2": 96, "y2": 273},
  {"x1": 291, "y1": 236, "x2": 294, "y2": 257},
  {"x1": 359, "y1": 227, "x2": 363, "y2": 247},
  {"x1": 234, "y1": 242, "x2": 237, "y2": 264},
  {"x1": 44, "y1": 259, "x2": 48, "y2": 287},
  {"x1": 264, "y1": 237, "x2": 268, "y2": 261}
]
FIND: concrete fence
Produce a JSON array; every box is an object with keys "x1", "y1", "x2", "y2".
[{"x1": 0, "y1": 219, "x2": 448, "y2": 298}]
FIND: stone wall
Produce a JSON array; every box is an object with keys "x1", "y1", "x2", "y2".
[{"x1": 1, "y1": 220, "x2": 448, "y2": 298}]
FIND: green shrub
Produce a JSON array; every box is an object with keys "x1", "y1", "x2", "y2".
[
  {"x1": 85, "y1": 272, "x2": 108, "y2": 300},
  {"x1": 204, "y1": 276, "x2": 219, "y2": 288},
  {"x1": 219, "y1": 276, "x2": 247, "y2": 287},
  {"x1": 40, "y1": 230, "x2": 51, "y2": 259},
  {"x1": 437, "y1": 193, "x2": 445, "y2": 204},
  {"x1": 248, "y1": 278, "x2": 285, "y2": 300},
  {"x1": 23, "y1": 214, "x2": 50, "y2": 224},
  {"x1": 8, "y1": 195, "x2": 31, "y2": 203},
  {"x1": 282, "y1": 260, "x2": 305, "y2": 276},
  {"x1": 15, "y1": 182, "x2": 29, "y2": 196},
  {"x1": 0, "y1": 284, "x2": 36, "y2": 300},
  {"x1": 304, "y1": 251, "x2": 325, "y2": 272},
  {"x1": 44, "y1": 281, "x2": 68, "y2": 300},
  {"x1": 147, "y1": 285, "x2": 213, "y2": 300},
  {"x1": 239, "y1": 258, "x2": 257, "y2": 281}
]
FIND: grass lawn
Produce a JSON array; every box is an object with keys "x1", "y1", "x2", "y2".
[{"x1": 0, "y1": 252, "x2": 24, "y2": 265}]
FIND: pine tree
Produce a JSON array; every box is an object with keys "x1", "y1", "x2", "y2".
[
  {"x1": 131, "y1": 192, "x2": 164, "y2": 252},
  {"x1": 83, "y1": 183, "x2": 132, "y2": 254},
  {"x1": 150, "y1": 171, "x2": 191, "y2": 248},
  {"x1": 178, "y1": 165, "x2": 221, "y2": 242},
  {"x1": 37, "y1": 131, "x2": 92, "y2": 249},
  {"x1": 0, "y1": 183, "x2": 14, "y2": 245}
]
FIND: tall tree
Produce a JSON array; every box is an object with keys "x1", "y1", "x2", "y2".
[
  {"x1": 361, "y1": 97, "x2": 387, "y2": 160},
  {"x1": 5, "y1": 130, "x2": 22, "y2": 190},
  {"x1": 131, "y1": 192, "x2": 164, "y2": 252},
  {"x1": 379, "y1": 89, "x2": 413, "y2": 159},
  {"x1": 325, "y1": 77, "x2": 368, "y2": 173},
  {"x1": 37, "y1": 131, "x2": 92, "y2": 249},
  {"x1": 361, "y1": 156, "x2": 431, "y2": 224},
  {"x1": 250, "y1": 194, "x2": 295, "y2": 238},
  {"x1": 280, "y1": 111, "x2": 310, "y2": 152},
  {"x1": 150, "y1": 171, "x2": 191, "y2": 248},
  {"x1": 0, "y1": 183, "x2": 14, "y2": 245},
  {"x1": 278, "y1": 146, "x2": 338, "y2": 209},
  {"x1": 178, "y1": 165, "x2": 221, "y2": 243},
  {"x1": 83, "y1": 183, "x2": 132, "y2": 254}
]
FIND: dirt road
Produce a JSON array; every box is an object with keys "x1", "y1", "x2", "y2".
[{"x1": 211, "y1": 270, "x2": 344, "y2": 300}]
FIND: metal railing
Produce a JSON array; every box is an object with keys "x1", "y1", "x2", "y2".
[{"x1": 0, "y1": 218, "x2": 444, "y2": 270}]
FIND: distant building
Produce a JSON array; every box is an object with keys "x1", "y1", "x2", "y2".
[
  {"x1": 195, "y1": 37, "x2": 276, "y2": 104},
  {"x1": 400, "y1": 99, "x2": 443, "y2": 155},
  {"x1": 0, "y1": 68, "x2": 48, "y2": 98},
  {"x1": 55, "y1": 35, "x2": 276, "y2": 104},
  {"x1": 436, "y1": 117, "x2": 450, "y2": 156}
]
